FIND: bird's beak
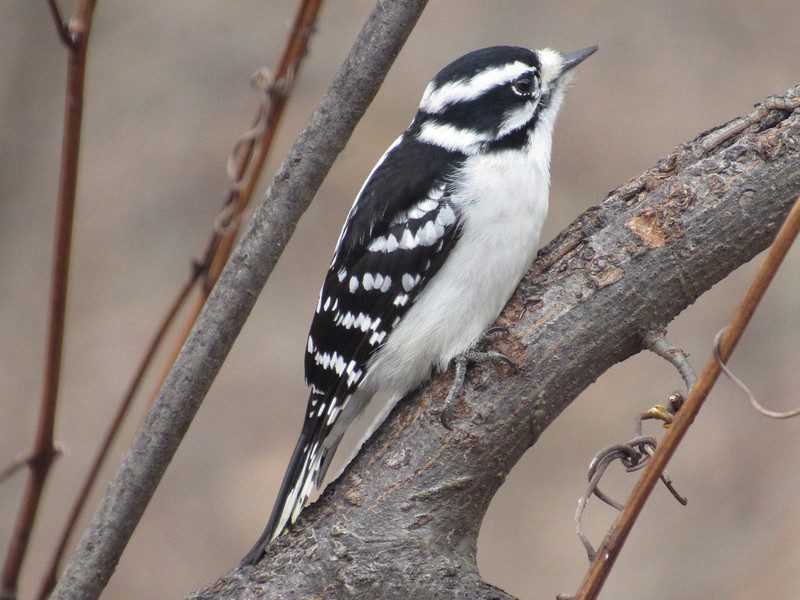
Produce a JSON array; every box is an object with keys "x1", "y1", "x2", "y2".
[{"x1": 561, "y1": 45, "x2": 599, "y2": 73}]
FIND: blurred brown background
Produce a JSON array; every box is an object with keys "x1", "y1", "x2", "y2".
[{"x1": 2, "y1": 1, "x2": 800, "y2": 598}]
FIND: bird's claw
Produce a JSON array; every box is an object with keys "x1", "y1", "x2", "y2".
[
  {"x1": 483, "y1": 325, "x2": 509, "y2": 339},
  {"x1": 441, "y1": 354, "x2": 468, "y2": 430},
  {"x1": 440, "y1": 395, "x2": 456, "y2": 430},
  {"x1": 440, "y1": 346, "x2": 519, "y2": 430},
  {"x1": 469, "y1": 349, "x2": 519, "y2": 372}
]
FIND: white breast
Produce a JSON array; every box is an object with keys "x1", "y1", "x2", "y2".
[{"x1": 366, "y1": 102, "x2": 560, "y2": 398}]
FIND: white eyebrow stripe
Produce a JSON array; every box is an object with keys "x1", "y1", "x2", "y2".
[{"x1": 420, "y1": 61, "x2": 533, "y2": 114}]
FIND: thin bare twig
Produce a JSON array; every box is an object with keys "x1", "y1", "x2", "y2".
[
  {"x1": 1, "y1": 1, "x2": 97, "y2": 597},
  {"x1": 575, "y1": 437, "x2": 654, "y2": 561},
  {"x1": 633, "y1": 391, "x2": 685, "y2": 437},
  {"x1": 644, "y1": 332, "x2": 697, "y2": 391},
  {"x1": 52, "y1": 2, "x2": 429, "y2": 598},
  {"x1": 143, "y1": 0, "x2": 323, "y2": 420},
  {"x1": 570, "y1": 331, "x2": 694, "y2": 570},
  {"x1": 0, "y1": 458, "x2": 31, "y2": 487},
  {"x1": 573, "y1": 419, "x2": 688, "y2": 566},
  {"x1": 46, "y1": 0, "x2": 73, "y2": 48},
  {"x1": 0, "y1": 447, "x2": 63, "y2": 487},
  {"x1": 36, "y1": 273, "x2": 198, "y2": 600},
  {"x1": 574, "y1": 194, "x2": 800, "y2": 600},
  {"x1": 37, "y1": 2, "x2": 322, "y2": 595}
]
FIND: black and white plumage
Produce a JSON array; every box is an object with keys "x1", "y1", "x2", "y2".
[{"x1": 243, "y1": 44, "x2": 597, "y2": 564}]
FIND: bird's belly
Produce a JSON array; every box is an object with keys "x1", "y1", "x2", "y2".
[{"x1": 367, "y1": 159, "x2": 549, "y2": 396}]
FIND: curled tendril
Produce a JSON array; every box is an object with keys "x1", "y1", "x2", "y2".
[{"x1": 714, "y1": 329, "x2": 800, "y2": 419}]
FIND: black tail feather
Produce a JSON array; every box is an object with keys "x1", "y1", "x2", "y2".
[
  {"x1": 243, "y1": 388, "x2": 354, "y2": 565},
  {"x1": 241, "y1": 431, "x2": 309, "y2": 565}
]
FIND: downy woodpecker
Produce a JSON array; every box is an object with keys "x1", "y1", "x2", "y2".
[{"x1": 244, "y1": 44, "x2": 597, "y2": 564}]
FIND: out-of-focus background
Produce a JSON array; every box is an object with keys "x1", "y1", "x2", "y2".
[{"x1": 2, "y1": 1, "x2": 800, "y2": 598}]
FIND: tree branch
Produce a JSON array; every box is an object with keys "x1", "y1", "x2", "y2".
[
  {"x1": 193, "y1": 85, "x2": 800, "y2": 598},
  {"x1": 51, "y1": 1, "x2": 429, "y2": 598},
  {"x1": 36, "y1": 273, "x2": 197, "y2": 600},
  {"x1": 38, "y1": 5, "x2": 323, "y2": 597},
  {"x1": 573, "y1": 194, "x2": 800, "y2": 599},
  {"x1": 145, "y1": 0, "x2": 324, "y2": 412}
]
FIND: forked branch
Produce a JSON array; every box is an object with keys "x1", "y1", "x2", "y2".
[
  {"x1": 574, "y1": 196, "x2": 800, "y2": 599},
  {"x1": 37, "y1": 4, "x2": 323, "y2": 597}
]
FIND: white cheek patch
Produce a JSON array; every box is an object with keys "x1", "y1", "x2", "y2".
[
  {"x1": 420, "y1": 61, "x2": 531, "y2": 114},
  {"x1": 497, "y1": 99, "x2": 540, "y2": 138}
]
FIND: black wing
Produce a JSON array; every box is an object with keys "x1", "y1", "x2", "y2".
[
  {"x1": 243, "y1": 136, "x2": 467, "y2": 560},
  {"x1": 305, "y1": 134, "x2": 465, "y2": 408}
]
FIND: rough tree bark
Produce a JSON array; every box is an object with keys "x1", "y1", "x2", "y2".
[{"x1": 194, "y1": 87, "x2": 800, "y2": 598}]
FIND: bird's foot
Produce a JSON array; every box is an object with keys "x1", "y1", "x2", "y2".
[
  {"x1": 440, "y1": 344, "x2": 518, "y2": 430},
  {"x1": 481, "y1": 325, "x2": 509, "y2": 342}
]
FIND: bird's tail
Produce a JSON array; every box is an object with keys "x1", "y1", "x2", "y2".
[
  {"x1": 241, "y1": 390, "x2": 351, "y2": 566},
  {"x1": 241, "y1": 429, "x2": 315, "y2": 564}
]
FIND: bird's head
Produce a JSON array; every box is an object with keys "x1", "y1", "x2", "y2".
[{"x1": 412, "y1": 45, "x2": 597, "y2": 154}]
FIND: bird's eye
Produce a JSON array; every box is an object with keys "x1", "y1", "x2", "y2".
[{"x1": 511, "y1": 75, "x2": 537, "y2": 97}]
